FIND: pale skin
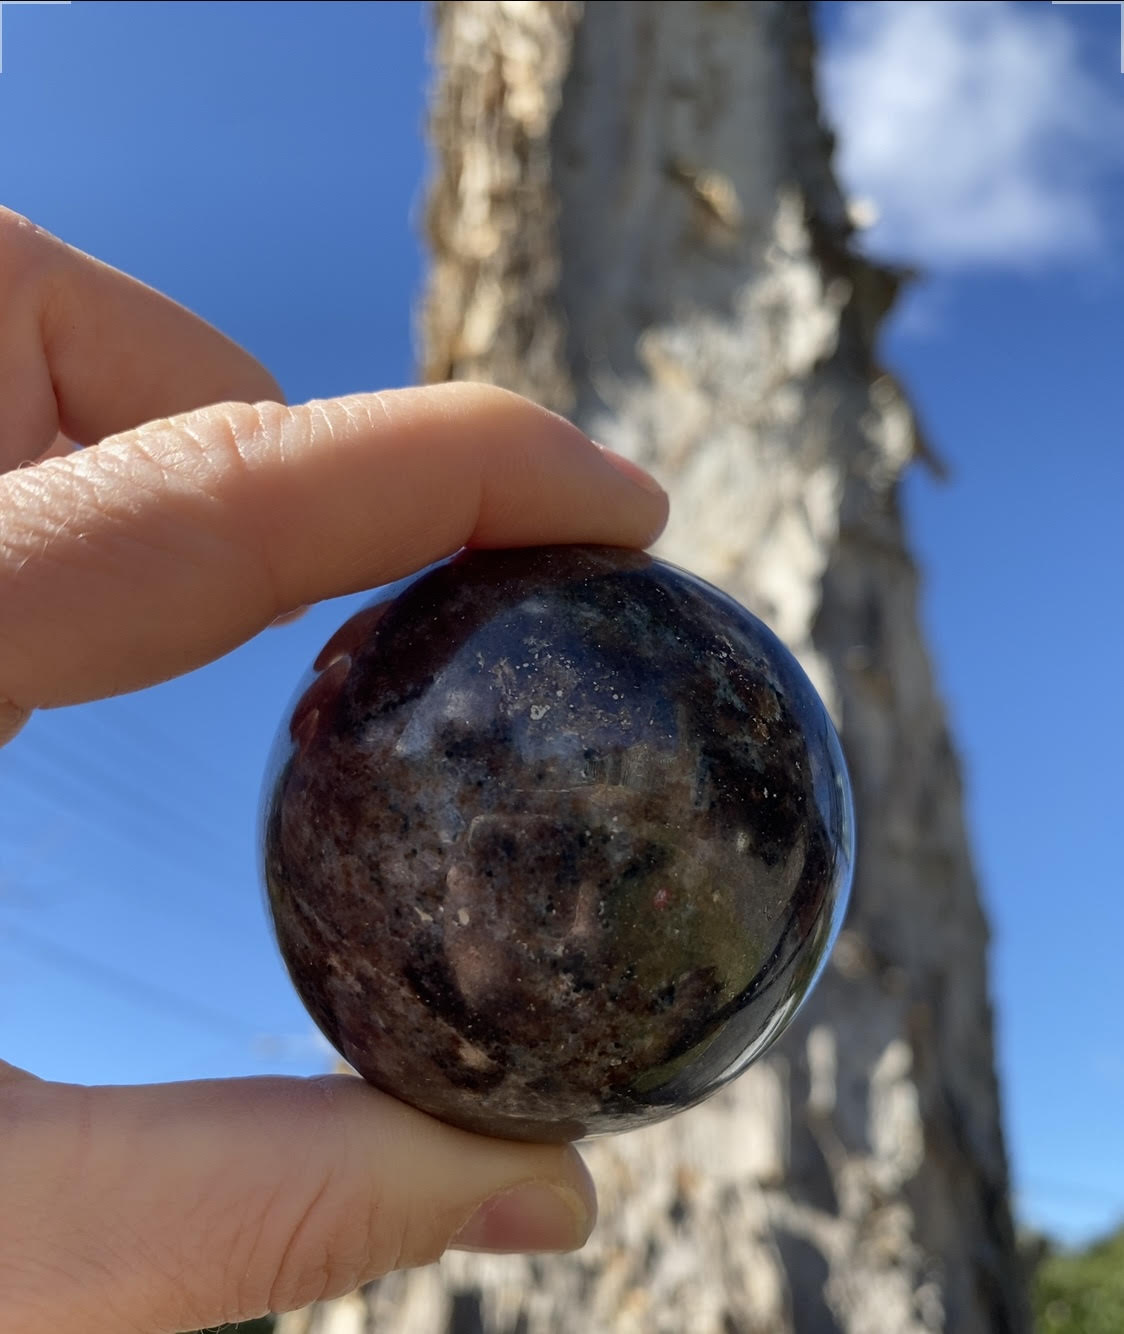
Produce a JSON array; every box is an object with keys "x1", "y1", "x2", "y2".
[{"x1": 0, "y1": 210, "x2": 669, "y2": 1334}]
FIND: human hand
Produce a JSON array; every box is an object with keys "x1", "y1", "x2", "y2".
[{"x1": 0, "y1": 210, "x2": 668, "y2": 1334}]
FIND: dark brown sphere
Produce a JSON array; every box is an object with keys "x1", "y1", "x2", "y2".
[{"x1": 263, "y1": 545, "x2": 853, "y2": 1142}]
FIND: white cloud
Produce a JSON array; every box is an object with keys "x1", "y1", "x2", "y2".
[{"x1": 820, "y1": 1, "x2": 1123, "y2": 269}]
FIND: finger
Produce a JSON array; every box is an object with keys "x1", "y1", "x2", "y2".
[
  {"x1": 0, "y1": 1057, "x2": 42, "y2": 1087},
  {"x1": 0, "y1": 207, "x2": 283, "y2": 469},
  {"x1": 36, "y1": 432, "x2": 76, "y2": 463},
  {"x1": 0, "y1": 382, "x2": 668, "y2": 717},
  {"x1": 0, "y1": 698, "x2": 29, "y2": 747},
  {"x1": 1, "y1": 1070, "x2": 596, "y2": 1334}
]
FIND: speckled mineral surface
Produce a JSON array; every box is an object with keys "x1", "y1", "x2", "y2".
[{"x1": 263, "y1": 544, "x2": 853, "y2": 1142}]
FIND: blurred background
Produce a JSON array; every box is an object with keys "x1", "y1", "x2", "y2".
[{"x1": 0, "y1": 0, "x2": 1120, "y2": 1311}]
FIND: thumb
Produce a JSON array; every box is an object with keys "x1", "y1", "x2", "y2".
[{"x1": 1, "y1": 1064, "x2": 596, "y2": 1334}]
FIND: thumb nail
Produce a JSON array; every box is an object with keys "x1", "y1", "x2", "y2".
[
  {"x1": 595, "y1": 443, "x2": 666, "y2": 497},
  {"x1": 448, "y1": 1181, "x2": 595, "y2": 1255}
]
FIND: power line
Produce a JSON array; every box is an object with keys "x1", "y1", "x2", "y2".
[
  {"x1": 0, "y1": 917, "x2": 265, "y2": 1045},
  {"x1": 10, "y1": 724, "x2": 244, "y2": 863},
  {"x1": 8, "y1": 715, "x2": 246, "y2": 859},
  {"x1": 2, "y1": 916, "x2": 1118, "y2": 1216},
  {"x1": 0, "y1": 798, "x2": 250, "y2": 936},
  {"x1": 0, "y1": 759, "x2": 257, "y2": 936},
  {"x1": 81, "y1": 705, "x2": 243, "y2": 796}
]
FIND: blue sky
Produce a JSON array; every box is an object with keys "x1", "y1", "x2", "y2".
[{"x1": 0, "y1": 1, "x2": 1120, "y2": 1247}]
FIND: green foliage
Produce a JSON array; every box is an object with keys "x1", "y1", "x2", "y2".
[{"x1": 1033, "y1": 1224, "x2": 1124, "y2": 1334}]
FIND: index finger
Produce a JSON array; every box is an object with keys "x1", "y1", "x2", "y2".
[
  {"x1": 0, "y1": 208, "x2": 283, "y2": 469},
  {"x1": 0, "y1": 384, "x2": 668, "y2": 734}
]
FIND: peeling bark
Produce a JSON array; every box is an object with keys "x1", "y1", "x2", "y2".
[{"x1": 279, "y1": 4, "x2": 1029, "y2": 1330}]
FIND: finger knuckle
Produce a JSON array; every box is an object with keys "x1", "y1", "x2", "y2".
[
  {"x1": 0, "y1": 209, "x2": 63, "y2": 308},
  {"x1": 0, "y1": 207, "x2": 51, "y2": 261},
  {"x1": 259, "y1": 1081, "x2": 452, "y2": 1312},
  {"x1": 263, "y1": 1177, "x2": 373, "y2": 1312}
]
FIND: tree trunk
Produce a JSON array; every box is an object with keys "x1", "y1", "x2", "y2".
[{"x1": 278, "y1": 3, "x2": 1029, "y2": 1331}]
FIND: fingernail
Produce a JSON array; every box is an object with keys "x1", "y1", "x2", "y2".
[
  {"x1": 596, "y1": 443, "x2": 666, "y2": 497},
  {"x1": 448, "y1": 1182, "x2": 594, "y2": 1255}
]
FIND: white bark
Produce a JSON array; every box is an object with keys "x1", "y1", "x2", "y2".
[{"x1": 279, "y1": 4, "x2": 1028, "y2": 1330}]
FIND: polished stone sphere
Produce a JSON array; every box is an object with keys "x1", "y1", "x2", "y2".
[{"x1": 263, "y1": 545, "x2": 853, "y2": 1142}]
